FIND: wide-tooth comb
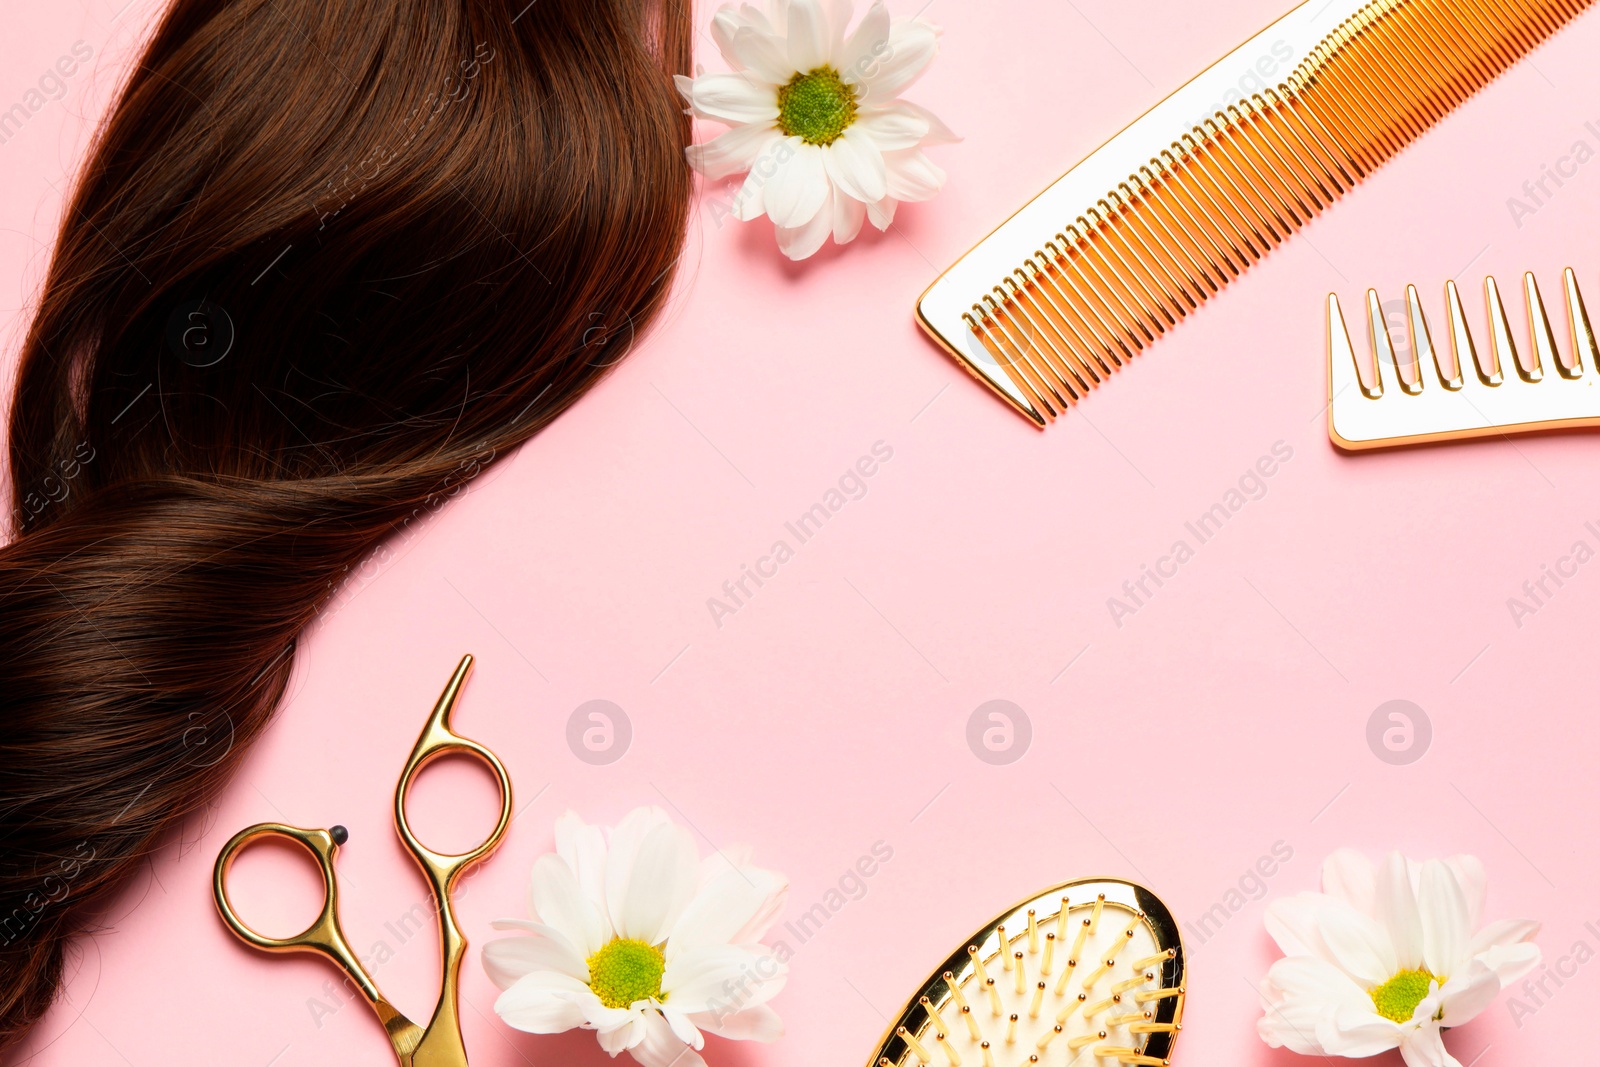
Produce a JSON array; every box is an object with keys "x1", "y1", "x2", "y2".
[
  {"x1": 915, "y1": 0, "x2": 1596, "y2": 427},
  {"x1": 1328, "y1": 269, "x2": 1600, "y2": 449},
  {"x1": 867, "y1": 880, "x2": 1185, "y2": 1067},
  {"x1": 1324, "y1": 271, "x2": 1600, "y2": 451}
]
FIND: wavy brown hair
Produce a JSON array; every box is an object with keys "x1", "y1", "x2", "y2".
[{"x1": 0, "y1": 0, "x2": 691, "y2": 1046}]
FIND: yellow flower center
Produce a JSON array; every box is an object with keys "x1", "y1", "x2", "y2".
[
  {"x1": 1370, "y1": 968, "x2": 1442, "y2": 1023},
  {"x1": 586, "y1": 937, "x2": 666, "y2": 1009},
  {"x1": 777, "y1": 66, "x2": 858, "y2": 145}
]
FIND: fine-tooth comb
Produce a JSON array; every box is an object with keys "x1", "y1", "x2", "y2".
[
  {"x1": 1328, "y1": 269, "x2": 1600, "y2": 449},
  {"x1": 915, "y1": 0, "x2": 1595, "y2": 427},
  {"x1": 867, "y1": 880, "x2": 1186, "y2": 1067}
]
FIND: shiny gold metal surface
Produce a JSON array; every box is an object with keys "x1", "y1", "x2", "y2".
[{"x1": 213, "y1": 654, "x2": 512, "y2": 1066}]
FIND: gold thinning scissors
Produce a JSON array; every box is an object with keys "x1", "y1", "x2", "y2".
[{"x1": 213, "y1": 654, "x2": 512, "y2": 1067}]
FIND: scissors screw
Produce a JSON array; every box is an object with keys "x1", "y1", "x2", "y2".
[{"x1": 330, "y1": 825, "x2": 349, "y2": 845}]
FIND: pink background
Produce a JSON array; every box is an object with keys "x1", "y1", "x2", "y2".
[{"x1": 4, "y1": 0, "x2": 1599, "y2": 1064}]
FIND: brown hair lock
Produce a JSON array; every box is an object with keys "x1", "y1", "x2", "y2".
[{"x1": 0, "y1": 0, "x2": 693, "y2": 1045}]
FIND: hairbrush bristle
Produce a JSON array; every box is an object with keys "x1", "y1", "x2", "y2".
[
  {"x1": 1070, "y1": 917, "x2": 1092, "y2": 963},
  {"x1": 898, "y1": 1027, "x2": 930, "y2": 1063},
  {"x1": 1113, "y1": 972, "x2": 1156, "y2": 995},
  {"x1": 968, "y1": 948, "x2": 989, "y2": 982}
]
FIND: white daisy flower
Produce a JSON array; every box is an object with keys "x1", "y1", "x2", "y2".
[
  {"x1": 1258, "y1": 849, "x2": 1541, "y2": 1067},
  {"x1": 483, "y1": 807, "x2": 789, "y2": 1067},
  {"x1": 676, "y1": 0, "x2": 958, "y2": 260}
]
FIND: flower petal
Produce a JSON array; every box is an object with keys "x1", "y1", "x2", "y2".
[
  {"x1": 1263, "y1": 893, "x2": 1332, "y2": 960},
  {"x1": 697, "y1": 846, "x2": 752, "y2": 888},
  {"x1": 1257, "y1": 1000, "x2": 1325, "y2": 1056},
  {"x1": 883, "y1": 148, "x2": 945, "y2": 202},
  {"x1": 664, "y1": 944, "x2": 788, "y2": 1013},
  {"x1": 895, "y1": 100, "x2": 960, "y2": 145},
  {"x1": 1468, "y1": 917, "x2": 1540, "y2": 956},
  {"x1": 1378, "y1": 851, "x2": 1426, "y2": 970},
  {"x1": 711, "y1": 6, "x2": 780, "y2": 66},
  {"x1": 713, "y1": 10, "x2": 787, "y2": 78},
  {"x1": 832, "y1": 191, "x2": 867, "y2": 245},
  {"x1": 786, "y1": 0, "x2": 831, "y2": 72},
  {"x1": 608, "y1": 817, "x2": 700, "y2": 944},
  {"x1": 776, "y1": 203, "x2": 835, "y2": 259},
  {"x1": 1418, "y1": 859, "x2": 1472, "y2": 976},
  {"x1": 532, "y1": 853, "x2": 606, "y2": 956},
  {"x1": 679, "y1": 72, "x2": 780, "y2": 125},
  {"x1": 688, "y1": 124, "x2": 784, "y2": 182},
  {"x1": 596, "y1": 1009, "x2": 653, "y2": 1054},
  {"x1": 1269, "y1": 954, "x2": 1376, "y2": 1008},
  {"x1": 1472, "y1": 936, "x2": 1541, "y2": 987},
  {"x1": 555, "y1": 811, "x2": 611, "y2": 930},
  {"x1": 669, "y1": 865, "x2": 789, "y2": 958},
  {"x1": 1436, "y1": 960, "x2": 1503, "y2": 1025},
  {"x1": 660, "y1": 1005, "x2": 706, "y2": 1050},
  {"x1": 823, "y1": 126, "x2": 888, "y2": 203},
  {"x1": 690, "y1": 1002, "x2": 784, "y2": 1042},
  {"x1": 709, "y1": 10, "x2": 744, "y2": 67},
  {"x1": 1262, "y1": 891, "x2": 1392, "y2": 975},
  {"x1": 732, "y1": 27, "x2": 795, "y2": 85},
  {"x1": 857, "y1": 17, "x2": 939, "y2": 104},
  {"x1": 483, "y1": 921, "x2": 589, "y2": 987},
  {"x1": 1317, "y1": 903, "x2": 1400, "y2": 987},
  {"x1": 730, "y1": 162, "x2": 770, "y2": 222},
  {"x1": 838, "y1": 1, "x2": 892, "y2": 84},
  {"x1": 866, "y1": 196, "x2": 898, "y2": 231},
  {"x1": 495, "y1": 971, "x2": 603, "y2": 1034},
  {"x1": 764, "y1": 141, "x2": 830, "y2": 228},
  {"x1": 822, "y1": 0, "x2": 852, "y2": 48},
  {"x1": 629, "y1": 1012, "x2": 709, "y2": 1067},
  {"x1": 1257, "y1": 955, "x2": 1375, "y2": 1055},
  {"x1": 1320, "y1": 1002, "x2": 1404, "y2": 1057},
  {"x1": 1397, "y1": 1020, "x2": 1459, "y2": 1067},
  {"x1": 1445, "y1": 855, "x2": 1487, "y2": 931},
  {"x1": 854, "y1": 104, "x2": 932, "y2": 152},
  {"x1": 1321, "y1": 848, "x2": 1378, "y2": 918},
  {"x1": 605, "y1": 808, "x2": 675, "y2": 916}
]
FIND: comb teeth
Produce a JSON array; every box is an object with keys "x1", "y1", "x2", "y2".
[
  {"x1": 1328, "y1": 270, "x2": 1600, "y2": 450},
  {"x1": 870, "y1": 882, "x2": 1184, "y2": 1067},
  {"x1": 921, "y1": 0, "x2": 1594, "y2": 426}
]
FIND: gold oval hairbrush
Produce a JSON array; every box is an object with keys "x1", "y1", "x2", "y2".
[{"x1": 867, "y1": 879, "x2": 1187, "y2": 1067}]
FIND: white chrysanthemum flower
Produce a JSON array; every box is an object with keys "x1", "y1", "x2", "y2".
[
  {"x1": 1258, "y1": 849, "x2": 1541, "y2": 1067},
  {"x1": 676, "y1": 0, "x2": 958, "y2": 260},
  {"x1": 484, "y1": 807, "x2": 789, "y2": 1067}
]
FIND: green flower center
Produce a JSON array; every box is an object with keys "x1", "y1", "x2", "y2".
[
  {"x1": 1370, "y1": 969, "x2": 1442, "y2": 1023},
  {"x1": 777, "y1": 66, "x2": 859, "y2": 145},
  {"x1": 587, "y1": 937, "x2": 666, "y2": 1009}
]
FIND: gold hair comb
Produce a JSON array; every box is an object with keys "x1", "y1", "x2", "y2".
[
  {"x1": 916, "y1": 0, "x2": 1594, "y2": 426},
  {"x1": 1327, "y1": 269, "x2": 1600, "y2": 449},
  {"x1": 867, "y1": 880, "x2": 1185, "y2": 1067}
]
